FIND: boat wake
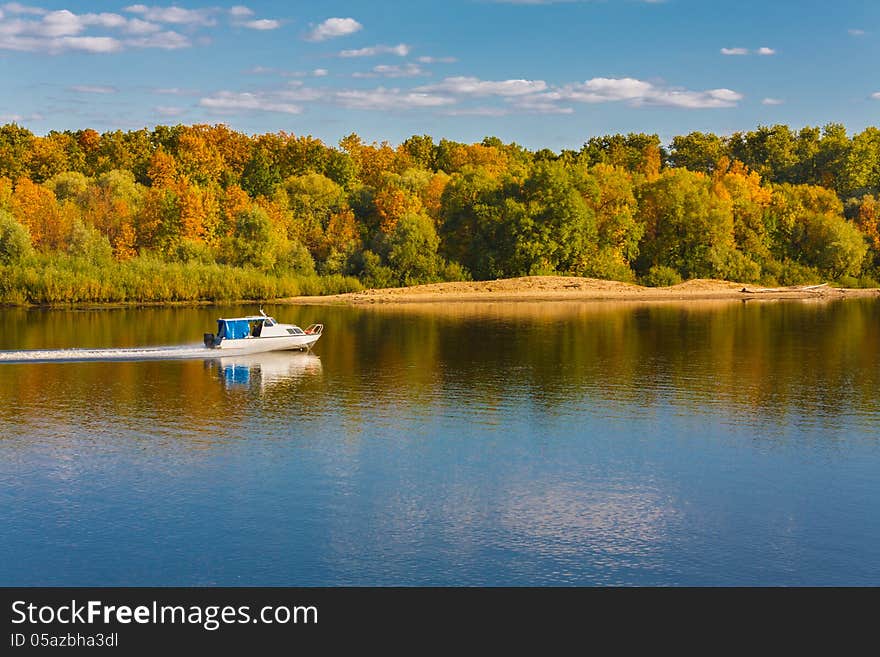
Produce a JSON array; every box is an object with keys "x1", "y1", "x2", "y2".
[{"x1": 0, "y1": 344, "x2": 218, "y2": 364}]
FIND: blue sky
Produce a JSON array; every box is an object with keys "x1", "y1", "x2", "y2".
[{"x1": 1, "y1": 0, "x2": 878, "y2": 149}]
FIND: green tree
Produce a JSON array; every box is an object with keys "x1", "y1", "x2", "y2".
[
  {"x1": 840, "y1": 127, "x2": 880, "y2": 198},
  {"x1": 514, "y1": 160, "x2": 598, "y2": 275},
  {"x1": 0, "y1": 209, "x2": 33, "y2": 264},
  {"x1": 46, "y1": 171, "x2": 90, "y2": 203},
  {"x1": 241, "y1": 148, "x2": 281, "y2": 198},
  {"x1": 0, "y1": 123, "x2": 34, "y2": 180},
  {"x1": 67, "y1": 220, "x2": 114, "y2": 265},
  {"x1": 669, "y1": 132, "x2": 729, "y2": 173},
  {"x1": 729, "y1": 125, "x2": 799, "y2": 182},
  {"x1": 439, "y1": 166, "x2": 506, "y2": 278},
  {"x1": 284, "y1": 173, "x2": 348, "y2": 262},
  {"x1": 766, "y1": 183, "x2": 867, "y2": 277},
  {"x1": 401, "y1": 135, "x2": 437, "y2": 171},
  {"x1": 385, "y1": 212, "x2": 443, "y2": 285},
  {"x1": 636, "y1": 168, "x2": 738, "y2": 279},
  {"x1": 581, "y1": 133, "x2": 665, "y2": 172}
]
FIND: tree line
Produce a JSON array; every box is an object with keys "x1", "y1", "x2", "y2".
[{"x1": 0, "y1": 122, "x2": 878, "y2": 304}]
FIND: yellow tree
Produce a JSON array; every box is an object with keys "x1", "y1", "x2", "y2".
[
  {"x1": 853, "y1": 195, "x2": 879, "y2": 258},
  {"x1": 587, "y1": 163, "x2": 642, "y2": 266},
  {"x1": 176, "y1": 178, "x2": 208, "y2": 244},
  {"x1": 0, "y1": 176, "x2": 13, "y2": 211},
  {"x1": 176, "y1": 126, "x2": 225, "y2": 185},
  {"x1": 168, "y1": 177, "x2": 222, "y2": 252},
  {"x1": 374, "y1": 186, "x2": 423, "y2": 233},
  {"x1": 147, "y1": 148, "x2": 178, "y2": 188},
  {"x1": 79, "y1": 171, "x2": 144, "y2": 259},
  {"x1": 28, "y1": 134, "x2": 70, "y2": 182},
  {"x1": 204, "y1": 124, "x2": 252, "y2": 176},
  {"x1": 76, "y1": 129, "x2": 101, "y2": 176},
  {"x1": 714, "y1": 159, "x2": 773, "y2": 264},
  {"x1": 639, "y1": 143, "x2": 662, "y2": 182},
  {"x1": 340, "y1": 135, "x2": 397, "y2": 187},
  {"x1": 420, "y1": 171, "x2": 450, "y2": 225},
  {"x1": 11, "y1": 178, "x2": 70, "y2": 250},
  {"x1": 323, "y1": 209, "x2": 361, "y2": 260},
  {"x1": 221, "y1": 184, "x2": 252, "y2": 236}
]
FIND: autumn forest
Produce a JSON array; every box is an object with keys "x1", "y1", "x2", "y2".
[{"x1": 0, "y1": 122, "x2": 879, "y2": 304}]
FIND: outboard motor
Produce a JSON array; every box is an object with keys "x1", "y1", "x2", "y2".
[{"x1": 204, "y1": 333, "x2": 216, "y2": 348}]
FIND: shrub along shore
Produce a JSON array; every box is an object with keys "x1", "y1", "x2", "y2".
[{"x1": 0, "y1": 256, "x2": 362, "y2": 306}]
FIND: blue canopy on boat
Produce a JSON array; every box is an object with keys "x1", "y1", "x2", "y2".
[{"x1": 217, "y1": 319, "x2": 251, "y2": 340}]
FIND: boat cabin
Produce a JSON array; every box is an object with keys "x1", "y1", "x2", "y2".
[{"x1": 216, "y1": 316, "x2": 280, "y2": 339}]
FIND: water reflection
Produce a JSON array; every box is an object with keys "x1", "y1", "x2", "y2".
[
  {"x1": 210, "y1": 352, "x2": 323, "y2": 389},
  {"x1": 1, "y1": 299, "x2": 879, "y2": 585}
]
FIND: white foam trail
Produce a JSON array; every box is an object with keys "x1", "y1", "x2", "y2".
[{"x1": 0, "y1": 344, "x2": 219, "y2": 364}]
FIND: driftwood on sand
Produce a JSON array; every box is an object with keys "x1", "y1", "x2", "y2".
[{"x1": 740, "y1": 283, "x2": 828, "y2": 294}]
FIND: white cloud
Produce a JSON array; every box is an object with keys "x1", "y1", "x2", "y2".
[
  {"x1": 442, "y1": 107, "x2": 510, "y2": 117},
  {"x1": 229, "y1": 6, "x2": 280, "y2": 30},
  {"x1": 195, "y1": 71, "x2": 741, "y2": 118},
  {"x1": 200, "y1": 91, "x2": 302, "y2": 114},
  {"x1": 0, "y1": 9, "x2": 132, "y2": 37},
  {"x1": 0, "y1": 111, "x2": 44, "y2": 121},
  {"x1": 871, "y1": 92, "x2": 880, "y2": 100},
  {"x1": 127, "y1": 30, "x2": 189, "y2": 49},
  {"x1": 153, "y1": 87, "x2": 198, "y2": 95},
  {"x1": 762, "y1": 97, "x2": 784, "y2": 105},
  {"x1": 353, "y1": 63, "x2": 426, "y2": 78},
  {"x1": 0, "y1": 5, "x2": 192, "y2": 52},
  {"x1": 125, "y1": 18, "x2": 160, "y2": 34},
  {"x1": 201, "y1": 82, "x2": 454, "y2": 113},
  {"x1": 4, "y1": 35, "x2": 122, "y2": 53},
  {"x1": 849, "y1": 28, "x2": 866, "y2": 36},
  {"x1": 68, "y1": 84, "x2": 117, "y2": 93},
  {"x1": 2, "y1": 3, "x2": 48, "y2": 16},
  {"x1": 278, "y1": 81, "x2": 326, "y2": 102},
  {"x1": 67, "y1": 35, "x2": 123, "y2": 52},
  {"x1": 338, "y1": 43, "x2": 409, "y2": 57},
  {"x1": 154, "y1": 105, "x2": 185, "y2": 116},
  {"x1": 417, "y1": 55, "x2": 457, "y2": 64},
  {"x1": 509, "y1": 97, "x2": 574, "y2": 114},
  {"x1": 240, "y1": 18, "x2": 279, "y2": 30},
  {"x1": 721, "y1": 46, "x2": 776, "y2": 56},
  {"x1": 305, "y1": 17, "x2": 361, "y2": 41},
  {"x1": 533, "y1": 77, "x2": 742, "y2": 109},
  {"x1": 333, "y1": 88, "x2": 454, "y2": 110},
  {"x1": 259, "y1": 67, "x2": 330, "y2": 78},
  {"x1": 416, "y1": 76, "x2": 547, "y2": 96},
  {"x1": 123, "y1": 5, "x2": 216, "y2": 26}
]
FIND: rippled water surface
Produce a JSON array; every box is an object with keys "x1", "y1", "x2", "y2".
[{"x1": 1, "y1": 299, "x2": 879, "y2": 585}]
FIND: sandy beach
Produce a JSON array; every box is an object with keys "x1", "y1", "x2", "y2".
[{"x1": 280, "y1": 276, "x2": 880, "y2": 305}]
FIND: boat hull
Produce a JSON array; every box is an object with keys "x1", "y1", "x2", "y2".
[{"x1": 213, "y1": 333, "x2": 320, "y2": 353}]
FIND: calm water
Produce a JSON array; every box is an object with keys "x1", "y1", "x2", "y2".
[{"x1": 0, "y1": 298, "x2": 878, "y2": 586}]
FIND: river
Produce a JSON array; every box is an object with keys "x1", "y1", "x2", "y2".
[{"x1": 1, "y1": 299, "x2": 878, "y2": 585}]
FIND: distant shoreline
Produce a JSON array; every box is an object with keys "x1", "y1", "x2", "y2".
[
  {"x1": 3, "y1": 276, "x2": 878, "y2": 309},
  {"x1": 278, "y1": 276, "x2": 880, "y2": 305}
]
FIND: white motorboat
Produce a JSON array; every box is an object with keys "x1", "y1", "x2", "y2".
[{"x1": 204, "y1": 310, "x2": 323, "y2": 353}]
